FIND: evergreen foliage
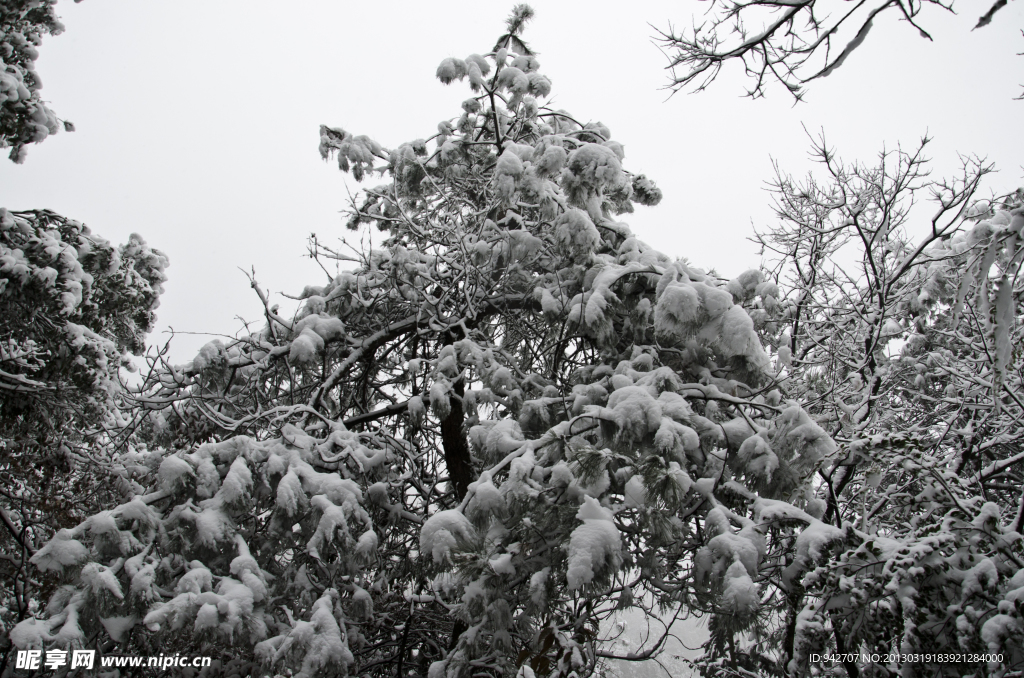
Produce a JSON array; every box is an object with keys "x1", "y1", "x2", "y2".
[
  {"x1": 0, "y1": 0, "x2": 79, "y2": 163},
  {"x1": 0, "y1": 207, "x2": 167, "y2": 673}
]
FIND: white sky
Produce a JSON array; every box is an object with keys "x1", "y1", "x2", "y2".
[{"x1": 1, "y1": 0, "x2": 1021, "y2": 363}]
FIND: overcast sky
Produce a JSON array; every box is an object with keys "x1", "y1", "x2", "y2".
[{"x1": 1, "y1": 0, "x2": 1021, "y2": 363}]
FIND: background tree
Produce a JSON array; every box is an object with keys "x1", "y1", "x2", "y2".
[
  {"x1": 1, "y1": 0, "x2": 79, "y2": 163},
  {"x1": 0, "y1": 207, "x2": 166, "y2": 674},
  {"x1": 735, "y1": 136, "x2": 1024, "y2": 675},
  {"x1": 655, "y1": 0, "x2": 1021, "y2": 100}
]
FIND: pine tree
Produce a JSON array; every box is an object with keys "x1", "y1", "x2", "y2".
[
  {"x1": 9, "y1": 7, "x2": 773, "y2": 676},
  {"x1": 0, "y1": 0, "x2": 78, "y2": 162},
  {"x1": 0, "y1": 207, "x2": 167, "y2": 673}
]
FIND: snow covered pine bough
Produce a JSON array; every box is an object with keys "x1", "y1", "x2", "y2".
[{"x1": 10, "y1": 5, "x2": 1024, "y2": 678}]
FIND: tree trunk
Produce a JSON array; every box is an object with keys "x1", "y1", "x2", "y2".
[
  {"x1": 440, "y1": 378, "x2": 473, "y2": 501},
  {"x1": 830, "y1": 612, "x2": 859, "y2": 678},
  {"x1": 439, "y1": 368, "x2": 474, "y2": 652}
]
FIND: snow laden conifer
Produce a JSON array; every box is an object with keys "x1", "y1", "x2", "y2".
[
  {"x1": 0, "y1": 0, "x2": 79, "y2": 163},
  {"x1": 0, "y1": 207, "x2": 166, "y2": 670},
  {"x1": 7, "y1": 8, "x2": 766, "y2": 676}
]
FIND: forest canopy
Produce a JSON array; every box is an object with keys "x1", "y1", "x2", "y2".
[{"x1": 2, "y1": 4, "x2": 1023, "y2": 678}]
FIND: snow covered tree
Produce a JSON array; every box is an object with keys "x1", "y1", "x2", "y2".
[
  {"x1": 655, "y1": 0, "x2": 1019, "y2": 99},
  {"x1": 1, "y1": 0, "x2": 78, "y2": 163},
  {"x1": 0, "y1": 207, "x2": 167, "y2": 673},
  {"x1": 7, "y1": 7, "x2": 774, "y2": 676},
  {"x1": 740, "y1": 135, "x2": 1024, "y2": 675},
  {"x1": 8, "y1": 7, "x2": 1024, "y2": 678}
]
